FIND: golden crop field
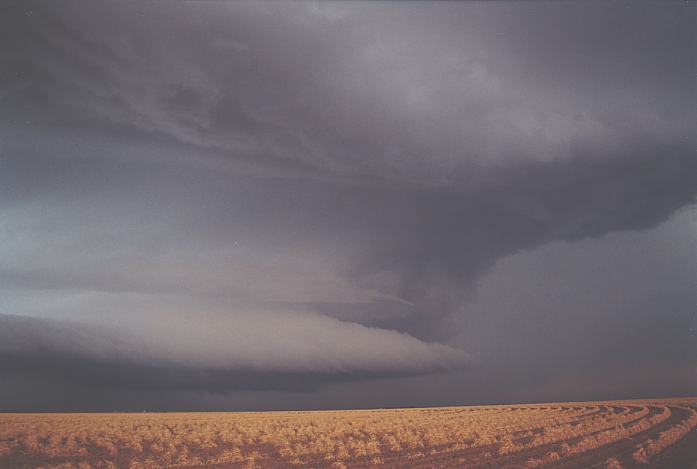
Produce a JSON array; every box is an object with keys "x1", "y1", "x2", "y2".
[{"x1": 1, "y1": 398, "x2": 696, "y2": 469}]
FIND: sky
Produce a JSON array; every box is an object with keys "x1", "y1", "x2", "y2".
[{"x1": 0, "y1": 0, "x2": 695, "y2": 411}]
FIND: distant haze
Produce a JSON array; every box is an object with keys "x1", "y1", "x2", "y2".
[{"x1": 0, "y1": 0, "x2": 695, "y2": 411}]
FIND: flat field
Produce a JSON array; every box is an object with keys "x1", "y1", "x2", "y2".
[{"x1": 1, "y1": 398, "x2": 696, "y2": 469}]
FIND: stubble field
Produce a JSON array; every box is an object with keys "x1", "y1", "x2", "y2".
[{"x1": 1, "y1": 397, "x2": 696, "y2": 469}]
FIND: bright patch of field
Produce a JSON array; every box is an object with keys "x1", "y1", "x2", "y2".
[{"x1": 1, "y1": 398, "x2": 696, "y2": 468}]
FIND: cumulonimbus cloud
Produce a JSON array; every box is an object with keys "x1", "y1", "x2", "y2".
[{"x1": 0, "y1": 1, "x2": 694, "y2": 409}]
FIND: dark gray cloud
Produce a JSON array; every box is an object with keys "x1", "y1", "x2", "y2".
[
  {"x1": 0, "y1": 0, "x2": 695, "y2": 409},
  {"x1": 0, "y1": 313, "x2": 466, "y2": 401}
]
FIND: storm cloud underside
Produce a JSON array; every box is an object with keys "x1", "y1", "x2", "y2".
[{"x1": 0, "y1": 1, "x2": 695, "y2": 410}]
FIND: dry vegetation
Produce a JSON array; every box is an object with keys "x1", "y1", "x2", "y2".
[{"x1": 1, "y1": 398, "x2": 696, "y2": 468}]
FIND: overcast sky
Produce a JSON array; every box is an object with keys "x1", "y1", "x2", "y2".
[{"x1": 0, "y1": 0, "x2": 695, "y2": 411}]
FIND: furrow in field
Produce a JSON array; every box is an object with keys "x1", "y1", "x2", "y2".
[
  {"x1": 485, "y1": 405, "x2": 655, "y2": 467},
  {"x1": 336, "y1": 407, "x2": 633, "y2": 469},
  {"x1": 546, "y1": 405, "x2": 694, "y2": 469}
]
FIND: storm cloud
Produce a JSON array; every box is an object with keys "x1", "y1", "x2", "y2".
[
  {"x1": 0, "y1": 0, "x2": 695, "y2": 410},
  {"x1": 0, "y1": 312, "x2": 467, "y2": 392}
]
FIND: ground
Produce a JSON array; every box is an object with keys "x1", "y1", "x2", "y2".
[{"x1": 1, "y1": 397, "x2": 696, "y2": 468}]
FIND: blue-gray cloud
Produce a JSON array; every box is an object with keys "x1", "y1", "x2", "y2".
[{"x1": 0, "y1": 0, "x2": 695, "y2": 409}]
